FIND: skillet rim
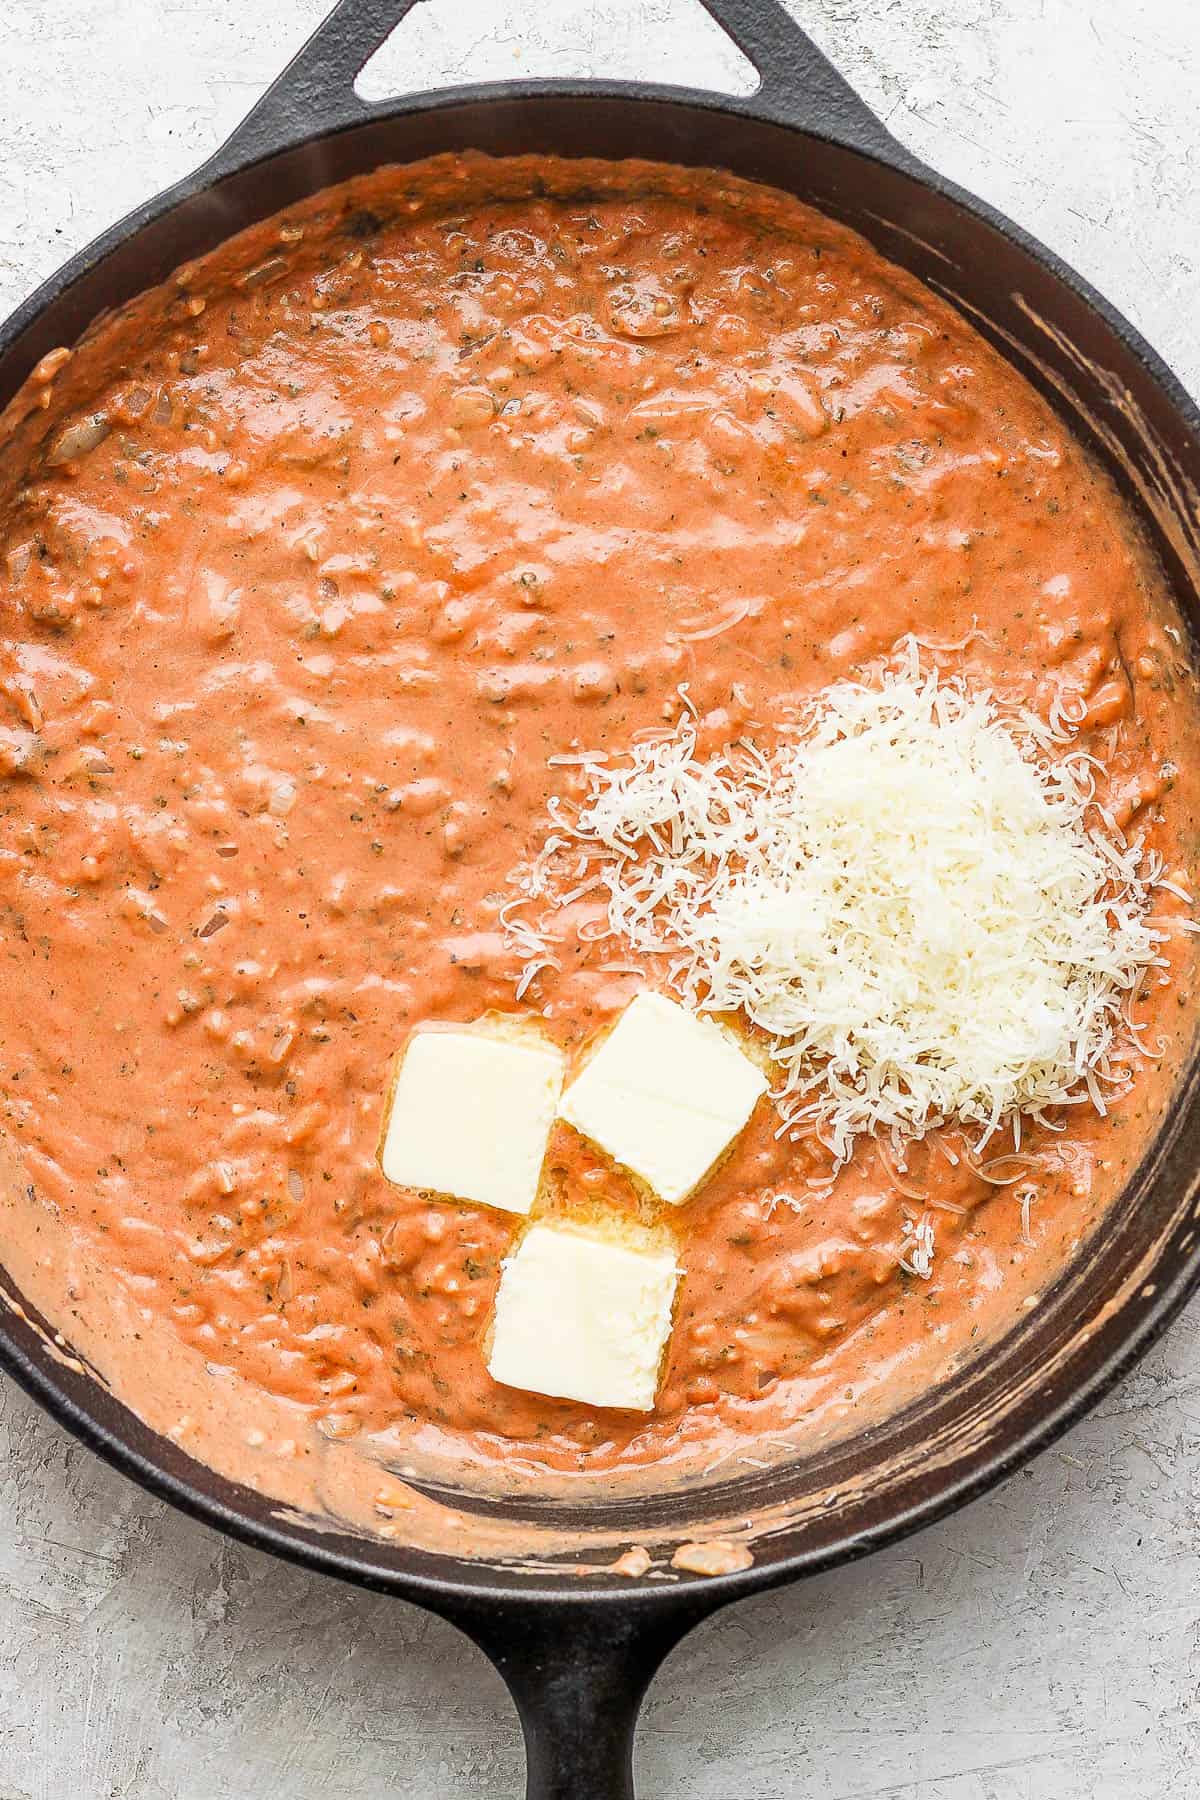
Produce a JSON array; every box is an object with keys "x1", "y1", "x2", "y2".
[{"x1": 0, "y1": 79, "x2": 1198, "y2": 1616}]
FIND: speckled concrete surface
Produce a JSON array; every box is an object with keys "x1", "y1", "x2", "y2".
[{"x1": 0, "y1": 2, "x2": 1197, "y2": 1795}]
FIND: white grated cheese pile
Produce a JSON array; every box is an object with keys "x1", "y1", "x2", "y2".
[{"x1": 517, "y1": 661, "x2": 1173, "y2": 1164}]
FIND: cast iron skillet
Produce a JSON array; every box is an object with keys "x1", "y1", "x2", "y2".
[{"x1": 2, "y1": 2, "x2": 1200, "y2": 1793}]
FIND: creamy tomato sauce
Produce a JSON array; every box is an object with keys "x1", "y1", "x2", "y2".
[{"x1": 0, "y1": 154, "x2": 1195, "y2": 1503}]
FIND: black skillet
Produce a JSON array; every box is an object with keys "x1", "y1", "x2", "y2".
[{"x1": 2, "y1": 3, "x2": 1199, "y2": 1794}]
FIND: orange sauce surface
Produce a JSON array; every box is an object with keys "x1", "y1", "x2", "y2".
[{"x1": 0, "y1": 154, "x2": 1195, "y2": 1495}]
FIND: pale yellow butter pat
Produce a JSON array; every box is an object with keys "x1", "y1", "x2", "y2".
[
  {"x1": 488, "y1": 1221, "x2": 678, "y2": 1411},
  {"x1": 558, "y1": 991, "x2": 767, "y2": 1204},
  {"x1": 380, "y1": 1027, "x2": 564, "y2": 1215}
]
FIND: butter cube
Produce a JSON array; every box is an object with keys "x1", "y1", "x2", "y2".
[
  {"x1": 559, "y1": 991, "x2": 767, "y2": 1204},
  {"x1": 488, "y1": 1221, "x2": 678, "y2": 1411},
  {"x1": 380, "y1": 1025, "x2": 564, "y2": 1215}
]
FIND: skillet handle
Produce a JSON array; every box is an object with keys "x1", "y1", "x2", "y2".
[
  {"x1": 202, "y1": 0, "x2": 421, "y2": 170},
  {"x1": 695, "y1": 0, "x2": 902, "y2": 155},
  {"x1": 204, "y1": 0, "x2": 903, "y2": 175},
  {"x1": 433, "y1": 1591, "x2": 717, "y2": 1800}
]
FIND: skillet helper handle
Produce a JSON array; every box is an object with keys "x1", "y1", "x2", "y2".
[
  {"x1": 206, "y1": 0, "x2": 904, "y2": 174},
  {"x1": 695, "y1": 0, "x2": 902, "y2": 156},
  {"x1": 203, "y1": 0, "x2": 419, "y2": 170},
  {"x1": 441, "y1": 1595, "x2": 714, "y2": 1800}
]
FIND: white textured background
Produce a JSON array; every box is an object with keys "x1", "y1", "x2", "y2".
[{"x1": 0, "y1": 3, "x2": 1197, "y2": 1796}]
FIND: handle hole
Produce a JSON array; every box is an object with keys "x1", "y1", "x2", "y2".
[{"x1": 354, "y1": 0, "x2": 759, "y2": 104}]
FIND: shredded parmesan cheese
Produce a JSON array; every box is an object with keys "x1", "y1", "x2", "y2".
[
  {"x1": 514, "y1": 661, "x2": 1174, "y2": 1164},
  {"x1": 900, "y1": 1214, "x2": 936, "y2": 1279}
]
